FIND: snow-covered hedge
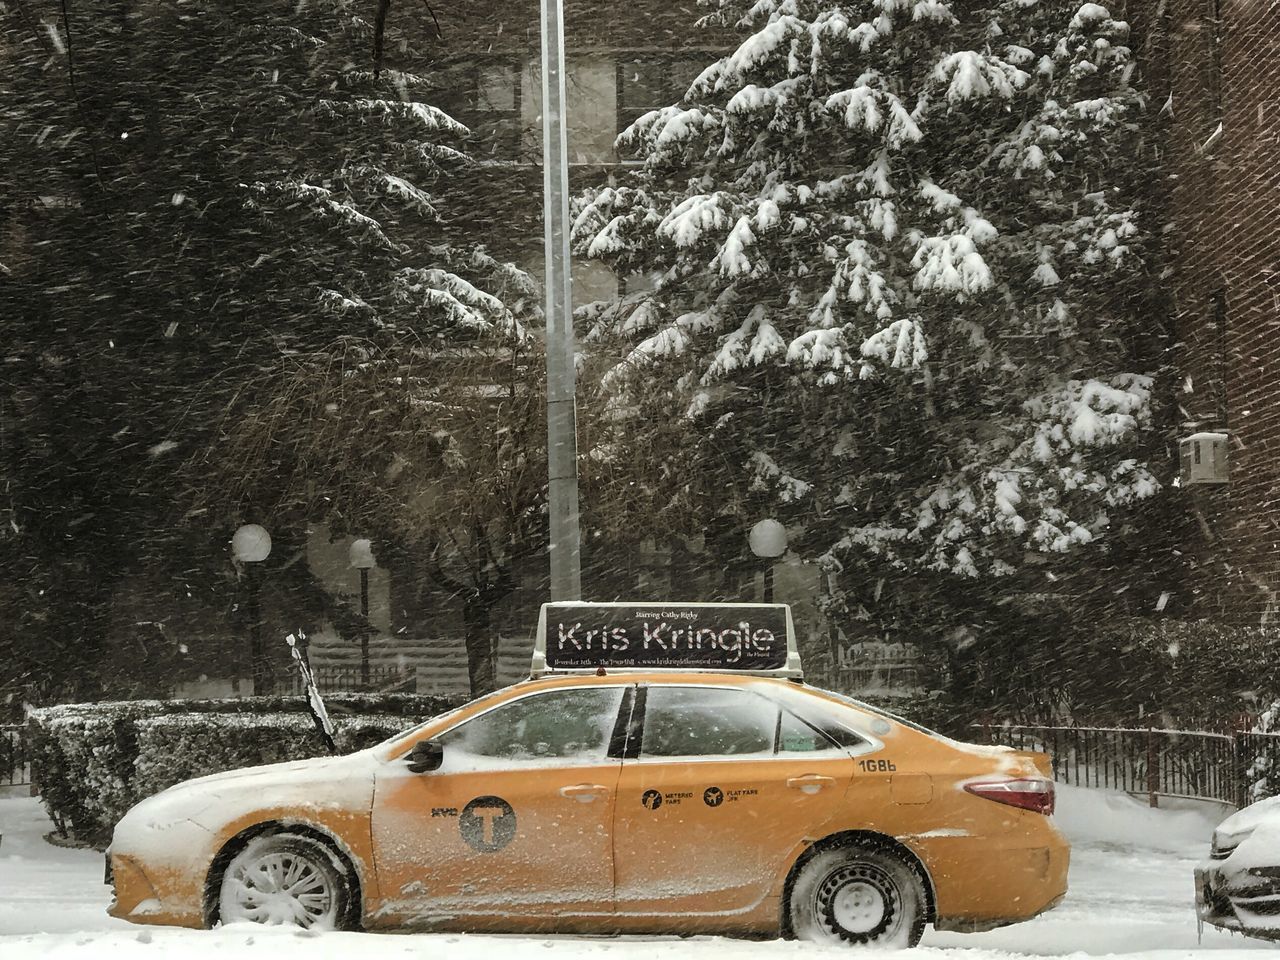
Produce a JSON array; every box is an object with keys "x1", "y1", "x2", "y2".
[{"x1": 26, "y1": 693, "x2": 464, "y2": 847}]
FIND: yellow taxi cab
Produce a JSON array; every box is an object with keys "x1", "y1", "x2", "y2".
[{"x1": 107, "y1": 601, "x2": 1068, "y2": 946}]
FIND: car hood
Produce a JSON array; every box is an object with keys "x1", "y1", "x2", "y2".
[
  {"x1": 1219, "y1": 793, "x2": 1280, "y2": 835},
  {"x1": 1213, "y1": 797, "x2": 1280, "y2": 879},
  {"x1": 174, "y1": 750, "x2": 376, "y2": 794},
  {"x1": 112, "y1": 750, "x2": 379, "y2": 854}
]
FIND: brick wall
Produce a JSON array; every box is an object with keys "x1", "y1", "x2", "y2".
[{"x1": 1151, "y1": 0, "x2": 1280, "y2": 624}]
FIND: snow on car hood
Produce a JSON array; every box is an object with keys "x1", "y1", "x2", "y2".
[
  {"x1": 1215, "y1": 792, "x2": 1280, "y2": 845},
  {"x1": 172, "y1": 749, "x2": 376, "y2": 794},
  {"x1": 1218, "y1": 819, "x2": 1280, "y2": 875},
  {"x1": 1212, "y1": 793, "x2": 1280, "y2": 881},
  {"x1": 112, "y1": 750, "x2": 378, "y2": 859}
]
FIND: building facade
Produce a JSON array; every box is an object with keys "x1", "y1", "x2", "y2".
[{"x1": 1154, "y1": 0, "x2": 1280, "y2": 625}]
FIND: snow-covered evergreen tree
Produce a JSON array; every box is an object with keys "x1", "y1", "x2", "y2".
[{"x1": 574, "y1": 0, "x2": 1162, "y2": 645}]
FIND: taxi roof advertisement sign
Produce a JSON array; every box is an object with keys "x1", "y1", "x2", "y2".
[{"x1": 537, "y1": 602, "x2": 797, "y2": 674}]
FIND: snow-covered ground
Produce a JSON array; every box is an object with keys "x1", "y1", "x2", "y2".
[{"x1": 0, "y1": 785, "x2": 1268, "y2": 958}]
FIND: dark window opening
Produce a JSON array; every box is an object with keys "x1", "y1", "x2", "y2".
[
  {"x1": 463, "y1": 60, "x2": 523, "y2": 160},
  {"x1": 615, "y1": 55, "x2": 712, "y2": 141},
  {"x1": 1211, "y1": 289, "x2": 1228, "y2": 427},
  {"x1": 1204, "y1": 0, "x2": 1224, "y2": 135}
]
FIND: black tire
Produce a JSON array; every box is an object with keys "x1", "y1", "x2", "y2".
[
  {"x1": 215, "y1": 832, "x2": 356, "y2": 930},
  {"x1": 788, "y1": 845, "x2": 927, "y2": 947}
]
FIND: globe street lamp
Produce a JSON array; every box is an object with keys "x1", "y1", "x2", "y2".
[
  {"x1": 348, "y1": 538, "x2": 376, "y2": 690},
  {"x1": 749, "y1": 519, "x2": 788, "y2": 604},
  {"x1": 232, "y1": 523, "x2": 272, "y2": 694}
]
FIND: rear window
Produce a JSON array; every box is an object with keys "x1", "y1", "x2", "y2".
[
  {"x1": 763, "y1": 681, "x2": 937, "y2": 741},
  {"x1": 814, "y1": 689, "x2": 942, "y2": 738}
]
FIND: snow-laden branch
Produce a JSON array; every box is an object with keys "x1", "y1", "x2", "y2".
[
  {"x1": 316, "y1": 99, "x2": 468, "y2": 136},
  {"x1": 931, "y1": 51, "x2": 1029, "y2": 103}
]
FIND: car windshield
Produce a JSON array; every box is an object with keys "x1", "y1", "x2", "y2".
[{"x1": 373, "y1": 687, "x2": 514, "y2": 756}]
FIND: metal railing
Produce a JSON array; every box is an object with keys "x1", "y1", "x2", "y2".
[
  {"x1": 978, "y1": 723, "x2": 1280, "y2": 808},
  {"x1": 1, "y1": 724, "x2": 31, "y2": 788},
  {"x1": 272, "y1": 665, "x2": 418, "y2": 695}
]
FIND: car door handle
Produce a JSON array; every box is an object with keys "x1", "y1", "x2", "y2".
[
  {"x1": 559, "y1": 783, "x2": 609, "y2": 803},
  {"x1": 787, "y1": 775, "x2": 836, "y2": 794}
]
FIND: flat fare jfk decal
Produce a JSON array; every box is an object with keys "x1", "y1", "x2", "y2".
[{"x1": 640, "y1": 787, "x2": 760, "y2": 810}]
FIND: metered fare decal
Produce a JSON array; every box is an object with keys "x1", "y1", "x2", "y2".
[
  {"x1": 545, "y1": 603, "x2": 788, "y2": 670},
  {"x1": 640, "y1": 787, "x2": 759, "y2": 810}
]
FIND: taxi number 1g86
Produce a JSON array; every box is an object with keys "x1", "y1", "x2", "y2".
[{"x1": 858, "y1": 758, "x2": 897, "y2": 772}]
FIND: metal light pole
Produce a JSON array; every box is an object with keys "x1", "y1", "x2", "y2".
[
  {"x1": 749, "y1": 519, "x2": 788, "y2": 603},
  {"x1": 349, "y1": 538, "x2": 376, "y2": 690},
  {"x1": 232, "y1": 523, "x2": 273, "y2": 694},
  {"x1": 541, "y1": 0, "x2": 582, "y2": 601}
]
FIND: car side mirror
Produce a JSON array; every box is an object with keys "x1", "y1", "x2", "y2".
[{"x1": 405, "y1": 739, "x2": 444, "y2": 774}]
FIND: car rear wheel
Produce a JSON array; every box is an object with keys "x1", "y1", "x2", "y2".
[
  {"x1": 217, "y1": 833, "x2": 353, "y2": 929},
  {"x1": 789, "y1": 845, "x2": 926, "y2": 947}
]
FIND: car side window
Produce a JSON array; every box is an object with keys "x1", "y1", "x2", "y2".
[
  {"x1": 778, "y1": 710, "x2": 843, "y2": 753},
  {"x1": 436, "y1": 687, "x2": 624, "y2": 765},
  {"x1": 640, "y1": 687, "x2": 777, "y2": 758}
]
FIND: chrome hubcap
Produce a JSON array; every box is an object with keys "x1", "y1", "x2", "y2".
[
  {"x1": 816, "y1": 862, "x2": 900, "y2": 943},
  {"x1": 832, "y1": 880, "x2": 887, "y2": 933},
  {"x1": 222, "y1": 850, "x2": 336, "y2": 927}
]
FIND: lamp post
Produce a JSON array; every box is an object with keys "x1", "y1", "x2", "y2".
[
  {"x1": 541, "y1": 0, "x2": 582, "y2": 601},
  {"x1": 232, "y1": 523, "x2": 272, "y2": 694},
  {"x1": 349, "y1": 538, "x2": 376, "y2": 690},
  {"x1": 749, "y1": 519, "x2": 788, "y2": 604}
]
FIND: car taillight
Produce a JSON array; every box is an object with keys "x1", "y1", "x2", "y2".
[{"x1": 964, "y1": 778, "x2": 1055, "y2": 815}]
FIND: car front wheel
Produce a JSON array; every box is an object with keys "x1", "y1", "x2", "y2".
[
  {"x1": 216, "y1": 832, "x2": 353, "y2": 929},
  {"x1": 789, "y1": 844, "x2": 927, "y2": 947}
]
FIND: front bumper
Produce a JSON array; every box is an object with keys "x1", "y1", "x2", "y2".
[
  {"x1": 1196, "y1": 862, "x2": 1280, "y2": 941},
  {"x1": 107, "y1": 800, "x2": 219, "y2": 929},
  {"x1": 106, "y1": 850, "x2": 206, "y2": 928}
]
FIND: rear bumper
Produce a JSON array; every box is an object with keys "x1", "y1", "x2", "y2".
[
  {"x1": 927, "y1": 830, "x2": 1069, "y2": 927},
  {"x1": 1196, "y1": 862, "x2": 1280, "y2": 941},
  {"x1": 935, "y1": 893, "x2": 1065, "y2": 933}
]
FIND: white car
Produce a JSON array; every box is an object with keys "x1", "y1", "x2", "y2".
[{"x1": 1196, "y1": 794, "x2": 1280, "y2": 939}]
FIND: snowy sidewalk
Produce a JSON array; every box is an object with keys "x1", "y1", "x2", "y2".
[{"x1": 0, "y1": 786, "x2": 1268, "y2": 958}]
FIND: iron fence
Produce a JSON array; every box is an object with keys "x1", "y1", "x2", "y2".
[
  {"x1": 272, "y1": 665, "x2": 417, "y2": 695},
  {"x1": 978, "y1": 723, "x2": 1280, "y2": 808},
  {"x1": 1, "y1": 724, "x2": 31, "y2": 788}
]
